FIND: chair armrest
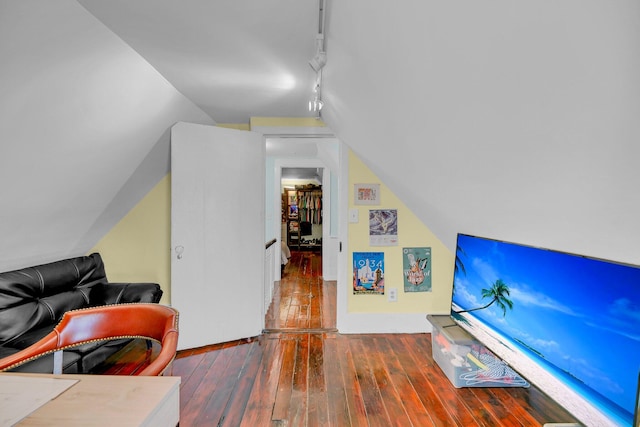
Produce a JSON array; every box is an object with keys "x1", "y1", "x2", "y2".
[{"x1": 94, "y1": 283, "x2": 163, "y2": 305}]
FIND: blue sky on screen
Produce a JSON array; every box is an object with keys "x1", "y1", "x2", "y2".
[{"x1": 452, "y1": 234, "x2": 640, "y2": 414}]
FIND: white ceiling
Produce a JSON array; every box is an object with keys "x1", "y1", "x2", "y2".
[
  {"x1": 78, "y1": 0, "x2": 323, "y2": 124},
  {"x1": 3, "y1": 1, "x2": 639, "y2": 272},
  {"x1": 76, "y1": 0, "x2": 640, "y2": 265}
]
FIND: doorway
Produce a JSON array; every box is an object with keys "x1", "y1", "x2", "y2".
[
  {"x1": 265, "y1": 167, "x2": 335, "y2": 331},
  {"x1": 271, "y1": 156, "x2": 337, "y2": 282},
  {"x1": 264, "y1": 134, "x2": 341, "y2": 332}
]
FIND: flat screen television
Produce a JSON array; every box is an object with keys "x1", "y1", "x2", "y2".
[
  {"x1": 635, "y1": 371, "x2": 640, "y2": 427},
  {"x1": 450, "y1": 233, "x2": 640, "y2": 427}
]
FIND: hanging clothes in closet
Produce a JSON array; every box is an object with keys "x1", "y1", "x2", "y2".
[{"x1": 297, "y1": 189, "x2": 322, "y2": 225}]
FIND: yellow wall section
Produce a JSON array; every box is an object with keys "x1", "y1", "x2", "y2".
[
  {"x1": 90, "y1": 174, "x2": 171, "y2": 304},
  {"x1": 250, "y1": 117, "x2": 326, "y2": 128},
  {"x1": 348, "y1": 150, "x2": 454, "y2": 314},
  {"x1": 216, "y1": 123, "x2": 250, "y2": 131}
]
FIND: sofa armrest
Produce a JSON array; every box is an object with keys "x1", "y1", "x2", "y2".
[{"x1": 95, "y1": 283, "x2": 163, "y2": 305}]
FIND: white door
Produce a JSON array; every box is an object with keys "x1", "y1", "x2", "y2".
[{"x1": 171, "y1": 122, "x2": 265, "y2": 350}]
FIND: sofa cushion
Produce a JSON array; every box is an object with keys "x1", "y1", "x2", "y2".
[
  {"x1": 0, "y1": 253, "x2": 107, "y2": 345},
  {"x1": 93, "y1": 282, "x2": 163, "y2": 305},
  {"x1": 0, "y1": 326, "x2": 52, "y2": 350}
]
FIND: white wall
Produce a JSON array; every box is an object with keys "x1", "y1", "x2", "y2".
[
  {"x1": 323, "y1": 1, "x2": 640, "y2": 265},
  {"x1": 0, "y1": 0, "x2": 213, "y2": 271}
]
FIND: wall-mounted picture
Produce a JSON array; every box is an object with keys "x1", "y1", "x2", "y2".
[
  {"x1": 369, "y1": 209, "x2": 398, "y2": 246},
  {"x1": 403, "y1": 247, "x2": 431, "y2": 292},
  {"x1": 288, "y1": 204, "x2": 298, "y2": 219},
  {"x1": 353, "y1": 252, "x2": 384, "y2": 295},
  {"x1": 287, "y1": 189, "x2": 297, "y2": 204},
  {"x1": 354, "y1": 183, "x2": 380, "y2": 205}
]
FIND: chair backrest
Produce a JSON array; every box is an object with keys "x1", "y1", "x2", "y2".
[{"x1": 0, "y1": 304, "x2": 179, "y2": 376}]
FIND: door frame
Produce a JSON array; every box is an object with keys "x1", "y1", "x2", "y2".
[
  {"x1": 257, "y1": 124, "x2": 344, "y2": 330},
  {"x1": 273, "y1": 158, "x2": 331, "y2": 280}
]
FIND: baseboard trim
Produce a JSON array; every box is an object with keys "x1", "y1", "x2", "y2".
[{"x1": 336, "y1": 312, "x2": 441, "y2": 334}]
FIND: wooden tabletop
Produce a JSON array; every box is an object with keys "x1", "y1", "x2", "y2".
[{"x1": 1, "y1": 373, "x2": 180, "y2": 427}]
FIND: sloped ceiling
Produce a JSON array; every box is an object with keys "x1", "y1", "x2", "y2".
[
  {"x1": 1, "y1": 1, "x2": 640, "y2": 271},
  {"x1": 322, "y1": 1, "x2": 640, "y2": 262},
  {"x1": 78, "y1": 0, "x2": 321, "y2": 124},
  {"x1": 0, "y1": 1, "x2": 215, "y2": 270}
]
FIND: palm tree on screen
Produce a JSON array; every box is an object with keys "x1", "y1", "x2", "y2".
[
  {"x1": 452, "y1": 244, "x2": 467, "y2": 294},
  {"x1": 454, "y1": 244, "x2": 466, "y2": 275},
  {"x1": 455, "y1": 278, "x2": 514, "y2": 317}
]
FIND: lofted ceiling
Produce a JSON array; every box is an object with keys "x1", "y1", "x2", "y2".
[
  {"x1": 2, "y1": 1, "x2": 639, "y2": 273},
  {"x1": 78, "y1": 0, "x2": 324, "y2": 124}
]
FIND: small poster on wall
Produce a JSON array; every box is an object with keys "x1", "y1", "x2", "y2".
[
  {"x1": 369, "y1": 209, "x2": 398, "y2": 246},
  {"x1": 288, "y1": 204, "x2": 298, "y2": 219},
  {"x1": 353, "y1": 252, "x2": 385, "y2": 295},
  {"x1": 403, "y1": 247, "x2": 432, "y2": 292},
  {"x1": 354, "y1": 183, "x2": 380, "y2": 205}
]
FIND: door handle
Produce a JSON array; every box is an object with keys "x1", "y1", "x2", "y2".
[{"x1": 175, "y1": 245, "x2": 184, "y2": 260}]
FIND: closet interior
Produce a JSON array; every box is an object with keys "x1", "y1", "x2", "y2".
[{"x1": 282, "y1": 184, "x2": 322, "y2": 251}]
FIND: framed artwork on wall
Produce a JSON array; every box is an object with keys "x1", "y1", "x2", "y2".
[
  {"x1": 354, "y1": 183, "x2": 380, "y2": 205},
  {"x1": 369, "y1": 209, "x2": 398, "y2": 246}
]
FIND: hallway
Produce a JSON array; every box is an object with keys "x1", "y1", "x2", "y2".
[{"x1": 265, "y1": 250, "x2": 336, "y2": 332}]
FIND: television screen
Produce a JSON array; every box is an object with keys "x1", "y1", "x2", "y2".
[
  {"x1": 451, "y1": 234, "x2": 640, "y2": 426},
  {"x1": 635, "y1": 371, "x2": 640, "y2": 427}
]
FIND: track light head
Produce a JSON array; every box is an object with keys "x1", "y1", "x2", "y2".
[{"x1": 309, "y1": 51, "x2": 327, "y2": 72}]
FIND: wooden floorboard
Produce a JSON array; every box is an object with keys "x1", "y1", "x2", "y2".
[{"x1": 96, "y1": 250, "x2": 581, "y2": 426}]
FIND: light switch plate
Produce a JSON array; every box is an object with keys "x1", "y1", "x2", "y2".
[{"x1": 349, "y1": 208, "x2": 359, "y2": 223}]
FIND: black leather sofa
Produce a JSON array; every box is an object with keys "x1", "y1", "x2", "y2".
[{"x1": 0, "y1": 253, "x2": 162, "y2": 373}]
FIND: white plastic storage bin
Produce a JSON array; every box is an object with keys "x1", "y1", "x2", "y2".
[{"x1": 427, "y1": 315, "x2": 528, "y2": 388}]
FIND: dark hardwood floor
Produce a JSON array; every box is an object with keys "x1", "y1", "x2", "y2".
[
  {"x1": 264, "y1": 250, "x2": 336, "y2": 332},
  {"x1": 101, "y1": 250, "x2": 580, "y2": 426}
]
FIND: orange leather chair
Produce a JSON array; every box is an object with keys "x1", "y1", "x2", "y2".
[{"x1": 0, "y1": 304, "x2": 178, "y2": 376}]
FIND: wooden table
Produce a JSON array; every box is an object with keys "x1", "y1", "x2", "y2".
[{"x1": 1, "y1": 373, "x2": 180, "y2": 426}]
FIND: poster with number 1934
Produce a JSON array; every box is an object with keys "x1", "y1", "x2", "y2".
[{"x1": 353, "y1": 252, "x2": 385, "y2": 295}]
